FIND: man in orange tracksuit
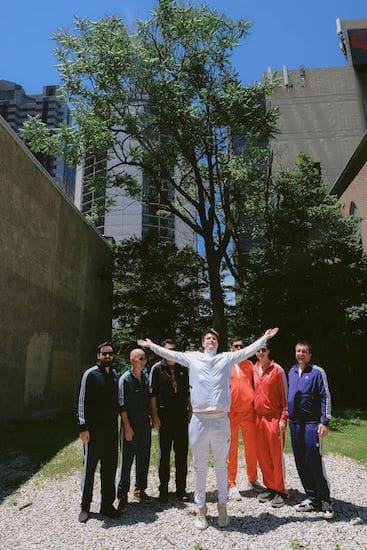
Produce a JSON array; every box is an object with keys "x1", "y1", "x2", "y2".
[
  {"x1": 227, "y1": 338, "x2": 263, "y2": 500},
  {"x1": 253, "y1": 342, "x2": 288, "y2": 508}
]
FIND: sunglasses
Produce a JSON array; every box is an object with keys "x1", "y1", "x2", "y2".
[
  {"x1": 101, "y1": 351, "x2": 114, "y2": 356},
  {"x1": 258, "y1": 348, "x2": 268, "y2": 353},
  {"x1": 233, "y1": 344, "x2": 244, "y2": 349}
]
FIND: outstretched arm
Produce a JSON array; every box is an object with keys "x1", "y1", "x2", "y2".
[
  {"x1": 138, "y1": 338, "x2": 153, "y2": 348},
  {"x1": 230, "y1": 327, "x2": 279, "y2": 363},
  {"x1": 264, "y1": 327, "x2": 279, "y2": 340},
  {"x1": 137, "y1": 339, "x2": 190, "y2": 368}
]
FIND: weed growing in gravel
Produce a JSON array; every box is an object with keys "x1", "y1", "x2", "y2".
[{"x1": 289, "y1": 539, "x2": 303, "y2": 550}]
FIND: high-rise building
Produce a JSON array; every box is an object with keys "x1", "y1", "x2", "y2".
[
  {"x1": 267, "y1": 18, "x2": 367, "y2": 188},
  {"x1": 0, "y1": 79, "x2": 75, "y2": 200},
  {"x1": 74, "y1": 152, "x2": 196, "y2": 249}
]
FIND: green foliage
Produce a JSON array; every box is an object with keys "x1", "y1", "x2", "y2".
[
  {"x1": 112, "y1": 233, "x2": 211, "y2": 359},
  {"x1": 233, "y1": 152, "x2": 367, "y2": 406},
  {"x1": 20, "y1": 0, "x2": 278, "y2": 342},
  {"x1": 345, "y1": 298, "x2": 367, "y2": 336}
]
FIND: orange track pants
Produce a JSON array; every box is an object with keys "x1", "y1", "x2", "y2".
[
  {"x1": 228, "y1": 414, "x2": 258, "y2": 486},
  {"x1": 255, "y1": 415, "x2": 287, "y2": 495}
]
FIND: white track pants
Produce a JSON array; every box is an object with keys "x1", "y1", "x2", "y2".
[{"x1": 189, "y1": 412, "x2": 230, "y2": 506}]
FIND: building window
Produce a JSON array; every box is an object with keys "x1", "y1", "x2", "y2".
[
  {"x1": 142, "y1": 175, "x2": 175, "y2": 242},
  {"x1": 349, "y1": 201, "x2": 359, "y2": 217},
  {"x1": 81, "y1": 153, "x2": 107, "y2": 233},
  {"x1": 349, "y1": 201, "x2": 363, "y2": 247}
]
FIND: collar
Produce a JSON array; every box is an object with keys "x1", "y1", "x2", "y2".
[
  {"x1": 97, "y1": 361, "x2": 111, "y2": 373},
  {"x1": 203, "y1": 350, "x2": 217, "y2": 357},
  {"x1": 297, "y1": 363, "x2": 312, "y2": 374},
  {"x1": 258, "y1": 359, "x2": 274, "y2": 375},
  {"x1": 162, "y1": 359, "x2": 176, "y2": 369},
  {"x1": 96, "y1": 361, "x2": 113, "y2": 376}
]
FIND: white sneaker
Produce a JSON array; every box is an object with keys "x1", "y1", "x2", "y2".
[
  {"x1": 195, "y1": 505, "x2": 208, "y2": 530},
  {"x1": 217, "y1": 503, "x2": 230, "y2": 528},
  {"x1": 321, "y1": 500, "x2": 334, "y2": 520},
  {"x1": 270, "y1": 493, "x2": 287, "y2": 508},
  {"x1": 228, "y1": 486, "x2": 242, "y2": 501},
  {"x1": 295, "y1": 498, "x2": 320, "y2": 512}
]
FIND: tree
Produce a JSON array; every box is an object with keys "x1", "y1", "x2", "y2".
[
  {"x1": 113, "y1": 234, "x2": 211, "y2": 359},
  {"x1": 21, "y1": 0, "x2": 277, "y2": 346},
  {"x1": 233, "y1": 152, "x2": 367, "y2": 406}
]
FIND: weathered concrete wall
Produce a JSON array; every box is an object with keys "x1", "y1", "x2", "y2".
[
  {"x1": 268, "y1": 66, "x2": 367, "y2": 187},
  {"x1": 0, "y1": 117, "x2": 112, "y2": 420}
]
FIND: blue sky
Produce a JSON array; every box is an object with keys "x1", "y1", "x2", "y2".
[{"x1": 2, "y1": 1, "x2": 367, "y2": 94}]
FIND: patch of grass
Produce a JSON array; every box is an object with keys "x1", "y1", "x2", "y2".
[
  {"x1": 0, "y1": 411, "x2": 77, "y2": 463},
  {"x1": 35, "y1": 439, "x2": 82, "y2": 481},
  {"x1": 326, "y1": 410, "x2": 367, "y2": 464},
  {"x1": 1, "y1": 409, "x2": 365, "y2": 496},
  {"x1": 0, "y1": 410, "x2": 78, "y2": 495},
  {"x1": 284, "y1": 409, "x2": 367, "y2": 465}
]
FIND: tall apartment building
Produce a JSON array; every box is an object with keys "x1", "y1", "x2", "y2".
[
  {"x1": 267, "y1": 18, "x2": 367, "y2": 188},
  {"x1": 0, "y1": 80, "x2": 75, "y2": 200},
  {"x1": 74, "y1": 152, "x2": 196, "y2": 249}
]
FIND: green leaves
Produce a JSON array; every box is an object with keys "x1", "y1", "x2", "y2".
[
  {"x1": 233, "y1": 152, "x2": 367, "y2": 403},
  {"x1": 113, "y1": 234, "x2": 211, "y2": 354},
  {"x1": 20, "y1": 1, "x2": 279, "y2": 341}
]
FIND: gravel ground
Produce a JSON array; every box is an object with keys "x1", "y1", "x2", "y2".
[{"x1": 0, "y1": 453, "x2": 366, "y2": 550}]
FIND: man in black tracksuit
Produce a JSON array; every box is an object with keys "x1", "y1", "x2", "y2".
[
  {"x1": 77, "y1": 342, "x2": 120, "y2": 523},
  {"x1": 150, "y1": 339, "x2": 191, "y2": 503}
]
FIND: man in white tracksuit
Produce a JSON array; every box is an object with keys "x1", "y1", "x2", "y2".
[{"x1": 138, "y1": 326, "x2": 278, "y2": 530}]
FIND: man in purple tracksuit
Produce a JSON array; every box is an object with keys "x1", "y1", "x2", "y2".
[{"x1": 288, "y1": 341, "x2": 334, "y2": 520}]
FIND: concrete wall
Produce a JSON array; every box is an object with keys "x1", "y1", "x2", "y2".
[
  {"x1": 0, "y1": 117, "x2": 112, "y2": 420},
  {"x1": 268, "y1": 66, "x2": 367, "y2": 187}
]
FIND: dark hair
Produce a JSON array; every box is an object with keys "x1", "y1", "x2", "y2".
[
  {"x1": 295, "y1": 341, "x2": 312, "y2": 354},
  {"x1": 262, "y1": 341, "x2": 273, "y2": 360},
  {"x1": 97, "y1": 341, "x2": 114, "y2": 354},
  {"x1": 201, "y1": 328, "x2": 220, "y2": 341},
  {"x1": 230, "y1": 337, "x2": 244, "y2": 346},
  {"x1": 161, "y1": 338, "x2": 176, "y2": 347}
]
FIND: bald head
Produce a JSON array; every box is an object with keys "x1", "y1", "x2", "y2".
[
  {"x1": 130, "y1": 348, "x2": 144, "y2": 360},
  {"x1": 130, "y1": 348, "x2": 147, "y2": 370}
]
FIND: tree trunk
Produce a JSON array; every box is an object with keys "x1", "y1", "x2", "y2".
[{"x1": 205, "y1": 246, "x2": 228, "y2": 351}]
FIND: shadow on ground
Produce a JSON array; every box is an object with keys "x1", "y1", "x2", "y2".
[{"x1": 0, "y1": 410, "x2": 77, "y2": 503}]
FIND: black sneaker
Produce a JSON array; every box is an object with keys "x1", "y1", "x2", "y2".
[
  {"x1": 159, "y1": 491, "x2": 168, "y2": 503},
  {"x1": 100, "y1": 504, "x2": 121, "y2": 519},
  {"x1": 78, "y1": 510, "x2": 89, "y2": 523},
  {"x1": 133, "y1": 489, "x2": 152, "y2": 503},
  {"x1": 176, "y1": 490, "x2": 189, "y2": 502},
  {"x1": 117, "y1": 495, "x2": 128, "y2": 513}
]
